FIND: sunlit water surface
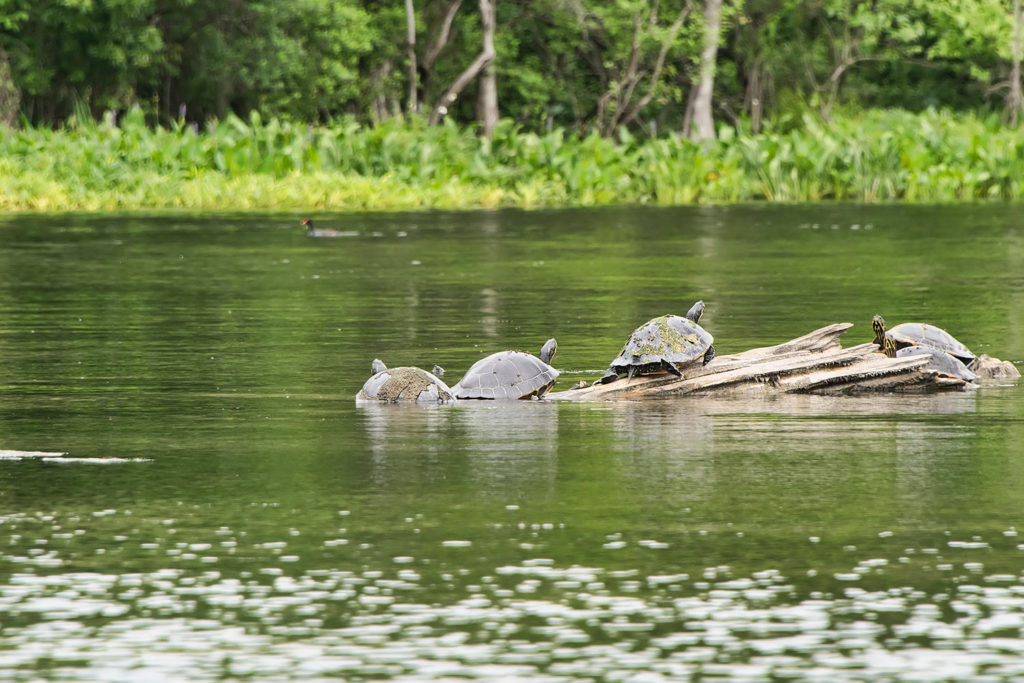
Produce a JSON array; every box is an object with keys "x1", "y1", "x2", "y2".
[{"x1": 1, "y1": 206, "x2": 1023, "y2": 680}]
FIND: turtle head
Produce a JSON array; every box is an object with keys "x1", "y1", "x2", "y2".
[
  {"x1": 685, "y1": 300, "x2": 705, "y2": 323},
  {"x1": 432, "y1": 365, "x2": 444, "y2": 378},
  {"x1": 540, "y1": 338, "x2": 557, "y2": 365},
  {"x1": 872, "y1": 315, "x2": 886, "y2": 347},
  {"x1": 883, "y1": 334, "x2": 898, "y2": 358},
  {"x1": 371, "y1": 358, "x2": 387, "y2": 375}
]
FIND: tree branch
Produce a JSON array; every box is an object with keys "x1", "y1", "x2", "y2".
[
  {"x1": 429, "y1": 0, "x2": 495, "y2": 126},
  {"x1": 618, "y1": 0, "x2": 693, "y2": 129},
  {"x1": 423, "y1": 0, "x2": 464, "y2": 71}
]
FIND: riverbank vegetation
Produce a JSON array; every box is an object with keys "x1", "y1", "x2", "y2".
[
  {"x1": 1, "y1": 1, "x2": 1024, "y2": 210},
  {"x1": 2, "y1": 107, "x2": 1023, "y2": 211}
]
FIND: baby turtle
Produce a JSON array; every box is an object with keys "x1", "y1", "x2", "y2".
[
  {"x1": 598, "y1": 300, "x2": 714, "y2": 384},
  {"x1": 356, "y1": 359, "x2": 456, "y2": 404},
  {"x1": 872, "y1": 315, "x2": 976, "y2": 367},
  {"x1": 452, "y1": 338, "x2": 559, "y2": 400}
]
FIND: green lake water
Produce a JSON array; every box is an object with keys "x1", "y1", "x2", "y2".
[{"x1": 0, "y1": 205, "x2": 1023, "y2": 680}]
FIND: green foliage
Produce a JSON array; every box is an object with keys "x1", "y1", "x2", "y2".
[
  {"x1": 0, "y1": 0, "x2": 1022, "y2": 132},
  {"x1": 2, "y1": 108, "x2": 1024, "y2": 211}
]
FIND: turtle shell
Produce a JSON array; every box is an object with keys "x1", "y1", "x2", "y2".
[
  {"x1": 887, "y1": 323, "x2": 976, "y2": 365},
  {"x1": 356, "y1": 366, "x2": 456, "y2": 404},
  {"x1": 895, "y1": 346, "x2": 978, "y2": 382},
  {"x1": 607, "y1": 314, "x2": 713, "y2": 376},
  {"x1": 452, "y1": 351, "x2": 560, "y2": 400}
]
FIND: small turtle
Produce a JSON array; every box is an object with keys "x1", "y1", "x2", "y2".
[
  {"x1": 356, "y1": 359, "x2": 456, "y2": 404},
  {"x1": 598, "y1": 300, "x2": 714, "y2": 384},
  {"x1": 872, "y1": 315, "x2": 976, "y2": 367},
  {"x1": 888, "y1": 342, "x2": 978, "y2": 382},
  {"x1": 452, "y1": 339, "x2": 559, "y2": 400}
]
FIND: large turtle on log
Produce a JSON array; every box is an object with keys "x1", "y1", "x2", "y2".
[
  {"x1": 356, "y1": 359, "x2": 456, "y2": 404},
  {"x1": 452, "y1": 338, "x2": 560, "y2": 400},
  {"x1": 872, "y1": 315, "x2": 976, "y2": 368},
  {"x1": 598, "y1": 300, "x2": 714, "y2": 384},
  {"x1": 890, "y1": 345, "x2": 978, "y2": 382}
]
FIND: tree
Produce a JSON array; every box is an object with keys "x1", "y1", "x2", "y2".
[
  {"x1": 402, "y1": 0, "x2": 464, "y2": 115},
  {"x1": 428, "y1": 0, "x2": 496, "y2": 132},
  {"x1": 918, "y1": 0, "x2": 1022, "y2": 118},
  {"x1": 0, "y1": 0, "x2": 164, "y2": 122},
  {"x1": 0, "y1": 48, "x2": 18, "y2": 126},
  {"x1": 1007, "y1": 0, "x2": 1023, "y2": 124},
  {"x1": 476, "y1": 31, "x2": 498, "y2": 136},
  {"x1": 687, "y1": 0, "x2": 723, "y2": 140},
  {"x1": 590, "y1": 0, "x2": 696, "y2": 136}
]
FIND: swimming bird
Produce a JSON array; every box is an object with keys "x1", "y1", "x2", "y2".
[{"x1": 302, "y1": 218, "x2": 340, "y2": 238}]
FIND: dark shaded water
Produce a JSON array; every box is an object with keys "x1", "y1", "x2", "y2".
[{"x1": 0, "y1": 205, "x2": 1022, "y2": 680}]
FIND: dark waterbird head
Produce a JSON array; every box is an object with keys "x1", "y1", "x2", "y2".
[
  {"x1": 540, "y1": 338, "x2": 557, "y2": 365},
  {"x1": 872, "y1": 315, "x2": 886, "y2": 348}
]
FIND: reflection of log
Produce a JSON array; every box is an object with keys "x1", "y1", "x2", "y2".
[{"x1": 550, "y1": 323, "x2": 1017, "y2": 401}]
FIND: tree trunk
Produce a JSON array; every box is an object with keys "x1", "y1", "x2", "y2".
[
  {"x1": 0, "y1": 48, "x2": 21, "y2": 127},
  {"x1": 404, "y1": 0, "x2": 419, "y2": 114},
  {"x1": 745, "y1": 57, "x2": 764, "y2": 133},
  {"x1": 418, "y1": 0, "x2": 464, "y2": 111},
  {"x1": 477, "y1": 60, "x2": 498, "y2": 138},
  {"x1": 687, "y1": 0, "x2": 722, "y2": 141},
  {"x1": 429, "y1": 0, "x2": 496, "y2": 127},
  {"x1": 370, "y1": 60, "x2": 396, "y2": 124},
  {"x1": 1010, "y1": 0, "x2": 1024, "y2": 126}
]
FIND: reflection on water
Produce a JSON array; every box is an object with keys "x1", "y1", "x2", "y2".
[
  {"x1": 358, "y1": 402, "x2": 561, "y2": 499},
  {"x1": 452, "y1": 402, "x2": 560, "y2": 493},
  {"x1": 3, "y1": 530, "x2": 1024, "y2": 680},
  {"x1": 0, "y1": 207, "x2": 1022, "y2": 680}
]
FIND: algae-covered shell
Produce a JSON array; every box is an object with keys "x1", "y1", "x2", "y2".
[
  {"x1": 606, "y1": 314, "x2": 714, "y2": 379},
  {"x1": 356, "y1": 361, "x2": 456, "y2": 404}
]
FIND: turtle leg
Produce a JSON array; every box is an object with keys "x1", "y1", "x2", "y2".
[
  {"x1": 597, "y1": 369, "x2": 620, "y2": 385},
  {"x1": 664, "y1": 361, "x2": 682, "y2": 377},
  {"x1": 702, "y1": 345, "x2": 716, "y2": 365}
]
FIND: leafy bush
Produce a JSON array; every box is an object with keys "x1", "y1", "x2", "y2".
[{"x1": 2, "y1": 108, "x2": 1024, "y2": 211}]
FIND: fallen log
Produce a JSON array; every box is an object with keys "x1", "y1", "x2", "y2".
[{"x1": 549, "y1": 322, "x2": 1019, "y2": 401}]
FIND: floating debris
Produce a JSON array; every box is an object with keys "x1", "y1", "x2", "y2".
[
  {"x1": 42, "y1": 457, "x2": 152, "y2": 464},
  {"x1": 0, "y1": 450, "x2": 67, "y2": 460}
]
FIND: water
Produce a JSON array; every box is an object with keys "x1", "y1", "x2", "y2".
[{"x1": 0, "y1": 205, "x2": 1022, "y2": 680}]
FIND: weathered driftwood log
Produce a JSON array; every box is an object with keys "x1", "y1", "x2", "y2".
[{"x1": 550, "y1": 323, "x2": 1019, "y2": 401}]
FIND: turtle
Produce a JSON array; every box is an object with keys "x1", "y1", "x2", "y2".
[
  {"x1": 356, "y1": 359, "x2": 456, "y2": 404},
  {"x1": 452, "y1": 338, "x2": 559, "y2": 400},
  {"x1": 889, "y1": 344, "x2": 978, "y2": 382},
  {"x1": 597, "y1": 300, "x2": 714, "y2": 384},
  {"x1": 872, "y1": 315, "x2": 976, "y2": 368}
]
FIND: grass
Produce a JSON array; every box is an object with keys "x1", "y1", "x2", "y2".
[{"x1": 1, "y1": 108, "x2": 1023, "y2": 211}]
